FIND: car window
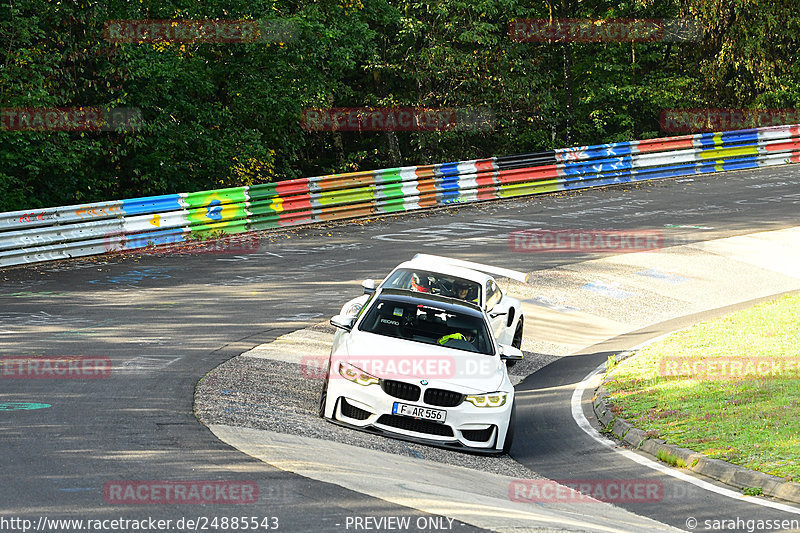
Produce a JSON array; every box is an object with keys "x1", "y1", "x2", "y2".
[
  {"x1": 383, "y1": 268, "x2": 482, "y2": 304},
  {"x1": 486, "y1": 279, "x2": 502, "y2": 310},
  {"x1": 358, "y1": 297, "x2": 493, "y2": 354}
]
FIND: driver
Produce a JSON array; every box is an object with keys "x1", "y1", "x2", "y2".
[{"x1": 453, "y1": 280, "x2": 479, "y2": 304}]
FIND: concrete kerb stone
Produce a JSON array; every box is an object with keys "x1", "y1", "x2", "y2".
[
  {"x1": 592, "y1": 383, "x2": 800, "y2": 505},
  {"x1": 610, "y1": 417, "x2": 631, "y2": 438},
  {"x1": 597, "y1": 406, "x2": 614, "y2": 427},
  {"x1": 622, "y1": 427, "x2": 647, "y2": 449}
]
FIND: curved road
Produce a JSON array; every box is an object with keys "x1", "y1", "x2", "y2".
[{"x1": 1, "y1": 165, "x2": 799, "y2": 532}]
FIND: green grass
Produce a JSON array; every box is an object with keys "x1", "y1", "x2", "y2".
[
  {"x1": 656, "y1": 449, "x2": 687, "y2": 468},
  {"x1": 604, "y1": 293, "x2": 800, "y2": 480}
]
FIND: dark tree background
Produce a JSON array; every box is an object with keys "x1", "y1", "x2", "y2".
[{"x1": 1, "y1": 0, "x2": 798, "y2": 211}]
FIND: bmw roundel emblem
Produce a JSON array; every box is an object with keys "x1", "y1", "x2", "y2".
[{"x1": 420, "y1": 380, "x2": 428, "y2": 386}]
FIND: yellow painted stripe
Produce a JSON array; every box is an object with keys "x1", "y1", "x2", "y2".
[{"x1": 698, "y1": 145, "x2": 758, "y2": 160}]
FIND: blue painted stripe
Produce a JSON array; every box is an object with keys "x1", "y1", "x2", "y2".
[
  {"x1": 122, "y1": 194, "x2": 182, "y2": 216},
  {"x1": 722, "y1": 129, "x2": 759, "y2": 143},
  {"x1": 697, "y1": 131, "x2": 759, "y2": 148},
  {"x1": 631, "y1": 162, "x2": 701, "y2": 181},
  {"x1": 583, "y1": 281, "x2": 633, "y2": 299},
  {"x1": 122, "y1": 228, "x2": 186, "y2": 250},
  {"x1": 636, "y1": 269, "x2": 688, "y2": 284},
  {"x1": 556, "y1": 140, "x2": 636, "y2": 161},
  {"x1": 561, "y1": 175, "x2": 632, "y2": 190},
  {"x1": 561, "y1": 156, "x2": 633, "y2": 177},
  {"x1": 436, "y1": 162, "x2": 460, "y2": 177}
]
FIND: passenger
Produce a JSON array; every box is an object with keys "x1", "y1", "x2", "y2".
[
  {"x1": 437, "y1": 330, "x2": 476, "y2": 346},
  {"x1": 410, "y1": 273, "x2": 431, "y2": 293}
]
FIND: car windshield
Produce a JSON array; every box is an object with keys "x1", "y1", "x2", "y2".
[
  {"x1": 382, "y1": 268, "x2": 482, "y2": 305},
  {"x1": 358, "y1": 297, "x2": 493, "y2": 355}
]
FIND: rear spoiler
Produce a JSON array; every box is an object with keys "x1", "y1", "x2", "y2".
[{"x1": 412, "y1": 254, "x2": 530, "y2": 283}]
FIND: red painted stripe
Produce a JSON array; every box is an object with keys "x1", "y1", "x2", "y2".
[
  {"x1": 276, "y1": 178, "x2": 310, "y2": 196},
  {"x1": 415, "y1": 167, "x2": 437, "y2": 207},
  {"x1": 498, "y1": 166, "x2": 559, "y2": 184},
  {"x1": 476, "y1": 187, "x2": 496, "y2": 201},
  {"x1": 279, "y1": 194, "x2": 312, "y2": 212},
  {"x1": 635, "y1": 135, "x2": 695, "y2": 153},
  {"x1": 474, "y1": 159, "x2": 496, "y2": 172},
  {"x1": 763, "y1": 139, "x2": 800, "y2": 152}
]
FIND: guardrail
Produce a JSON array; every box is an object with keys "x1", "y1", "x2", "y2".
[{"x1": 2, "y1": 123, "x2": 799, "y2": 268}]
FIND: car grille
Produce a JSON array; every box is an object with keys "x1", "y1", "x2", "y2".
[
  {"x1": 381, "y1": 380, "x2": 421, "y2": 401},
  {"x1": 376, "y1": 415, "x2": 454, "y2": 437},
  {"x1": 339, "y1": 398, "x2": 371, "y2": 420},
  {"x1": 461, "y1": 426, "x2": 495, "y2": 442},
  {"x1": 424, "y1": 388, "x2": 464, "y2": 407}
]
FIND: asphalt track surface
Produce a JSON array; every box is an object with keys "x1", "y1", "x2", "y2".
[{"x1": 1, "y1": 165, "x2": 799, "y2": 532}]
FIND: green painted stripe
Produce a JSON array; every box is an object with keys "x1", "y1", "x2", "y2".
[
  {"x1": 376, "y1": 197, "x2": 408, "y2": 213},
  {"x1": 247, "y1": 183, "x2": 279, "y2": 200},
  {"x1": 375, "y1": 168, "x2": 403, "y2": 184},
  {"x1": 377, "y1": 182, "x2": 404, "y2": 199},
  {"x1": 315, "y1": 186, "x2": 375, "y2": 206}
]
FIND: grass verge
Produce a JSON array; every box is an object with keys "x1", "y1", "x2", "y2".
[{"x1": 604, "y1": 292, "x2": 800, "y2": 480}]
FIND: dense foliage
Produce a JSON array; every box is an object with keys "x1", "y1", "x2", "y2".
[{"x1": 1, "y1": 0, "x2": 798, "y2": 211}]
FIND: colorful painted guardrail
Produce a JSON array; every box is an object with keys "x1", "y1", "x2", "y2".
[{"x1": 2, "y1": 123, "x2": 799, "y2": 267}]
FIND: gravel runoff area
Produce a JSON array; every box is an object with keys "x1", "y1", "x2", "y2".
[{"x1": 195, "y1": 322, "x2": 558, "y2": 479}]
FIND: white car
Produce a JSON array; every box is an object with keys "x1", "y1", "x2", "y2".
[
  {"x1": 338, "y1": 254, "x2": 527, "y2": 351},
  {"x1": 319, "y1": 286, "x2": 524, "y2": 454}
]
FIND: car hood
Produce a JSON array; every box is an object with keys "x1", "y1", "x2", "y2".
[{"x1": 333, "y1": 330, "x2": 507, "y2": 394}]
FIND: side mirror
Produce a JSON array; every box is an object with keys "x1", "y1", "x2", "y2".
[
  {"x1": 330, "y1": 314, "x2": 356, "y2": 332},
  {"x1": 362, "y1": 279, "x2": 376, "y2": 295},
  {"x1": 498, "y1": 344, "x2": 523, "y2": 361}
]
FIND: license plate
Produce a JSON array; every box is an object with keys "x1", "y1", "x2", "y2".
[{"x1": 392, "y1": 402, "x2": 446, "y2": 423}]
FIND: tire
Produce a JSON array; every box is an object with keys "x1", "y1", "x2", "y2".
[
  {"x1": 318, "y1": 383, "x2": 328, "y2": 419},
  {"x1": 502, "y1": 401, "x2": 516, "y2": 454},
  {"x1": 318, "y1": 358, "x2": 331, "y2": 418},
  {"x1": 512, "y1": 317, "x2": 524, "y2": 349},
  {"x1": 507, "y1": 318, "x2": 524, "y2": 369}
]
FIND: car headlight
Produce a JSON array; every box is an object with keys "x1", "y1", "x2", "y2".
[
  {"x1": 338, "y1": 361, "x2": 380, "y2": 386},
  {"x1": 465, "y1": 392, "x2": 508, "y2": 408}
]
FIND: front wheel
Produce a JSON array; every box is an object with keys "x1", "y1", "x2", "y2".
[
  {"x1": 507, "y1": 318, "x2": 524, "y2": 369},
  {"x1": 502, "y1": 401, "x2": 516, "y2": 454},
  {"x1": 512, "y1": 317, "x2": 524, "y2": 349},
  {"x1": 318, "y1": 384, "x2": 328, "y2": 418}
]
